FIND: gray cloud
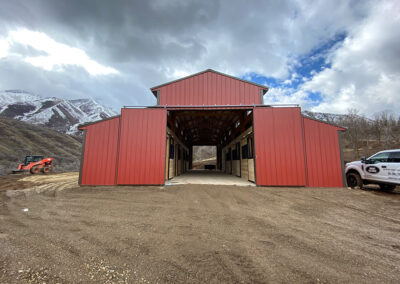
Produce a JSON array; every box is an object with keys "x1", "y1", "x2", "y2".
[{"x1": 0, "y1": 0, "x2": 398, "y2": 115}]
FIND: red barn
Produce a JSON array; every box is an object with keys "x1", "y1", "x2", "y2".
[{"x1": 79, "y1": 69, "x2": 346, "y2": 187}]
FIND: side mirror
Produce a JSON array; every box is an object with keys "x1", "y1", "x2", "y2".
[{"x1": 361, "y1": 157, "x2": 366, "y2": 163}]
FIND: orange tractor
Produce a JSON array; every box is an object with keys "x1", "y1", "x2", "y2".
[{"x1": 13, "y1": 155, "x2": 54, "y2": 174}]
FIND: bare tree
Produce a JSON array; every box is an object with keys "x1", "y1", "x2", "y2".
[{"x1": 340, "y1": 109, "x2": 369, "y2": 159}]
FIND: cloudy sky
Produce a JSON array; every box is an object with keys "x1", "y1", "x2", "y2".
[{"x1": 0, "y1": 0, "x2": 399, "y2": 115}]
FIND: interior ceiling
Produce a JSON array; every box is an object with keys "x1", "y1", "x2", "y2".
[{"x1": 170, "y1": 110, "x2": 249, "y2": 146}]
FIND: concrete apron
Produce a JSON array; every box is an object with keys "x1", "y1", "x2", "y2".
[{"x1": 165, "y1": 170, "x2": 255, "y2": 186}]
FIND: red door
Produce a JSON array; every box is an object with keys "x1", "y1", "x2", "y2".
[
  {"x1": 253, "y1": 107, "x2": 306, "y2": 186},
  {"x1": 117, "y1": 108, "x2": 167, "y2": 185}
]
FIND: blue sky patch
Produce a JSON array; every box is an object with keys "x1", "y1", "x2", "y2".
[{"x1": 242, "y1": 32, "x2": 346, "y2": 105}]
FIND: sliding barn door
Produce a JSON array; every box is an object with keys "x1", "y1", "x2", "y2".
[
  {"x1": 253, "y1": 107, "x2": 306, "y2": 186},
  {"x1": 117, "y1": 108, "x2": 167, "y2": 185}
]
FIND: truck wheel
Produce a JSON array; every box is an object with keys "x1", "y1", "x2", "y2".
[
  {"x1": 30, "y1": 166, "x2": 40, "y2": 174},
  {"x1": 346, "y1": 172, "x2": 363, "y2": 188},
  {"x1": 379, "y1": 184, "x2": 396, "y2": 192}
]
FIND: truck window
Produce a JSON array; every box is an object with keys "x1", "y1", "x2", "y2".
[
  {"x1": 388, "y1": 152, "x2": 400, "y2": 163},
  {"x1": 369, "y1": 152, "x2": 389, "y2": 163}
]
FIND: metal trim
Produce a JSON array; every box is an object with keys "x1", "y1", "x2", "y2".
[
  {"x1": 156, "y1": 90, "x2": 160, "y2": 105},
  {"x1": 300, "y1": 117, "x2": 309, "y2": 186},
  {"x1": 114, "y1": 115, "x2": 122, "y2": 185},
  {"x1": 338, "y1": 131, "x2": 347, "y2": 187},
  {"x1": 123, "y1": 104, "x2": 299, "y2": 109},
  {"x1": 259, "y1": 89, "x2": 264, "y2": 104},
  {"x1": 161, "y1": 110, "x2": 167, "y2": 185},
  {"x1": 252, "y1": 107, "x2": 258, "y2": 185},
  {"x1": 78, "y1": 129, "x2": 87, "y2": 186}
]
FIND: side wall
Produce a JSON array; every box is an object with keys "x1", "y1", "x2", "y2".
[
  {"x1": 80, "y1": 117, "x2": 120, "y2": 185},
  {"x1": 303, "y1": 117, "x2": 344, "y2": 187},
  {"x1": 158, "y1": 71, "x2": 263, "y2": 106}
]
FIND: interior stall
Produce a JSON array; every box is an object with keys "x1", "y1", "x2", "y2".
[
  {"x1": 222, "y1": 126, "x2": 255, "y2": 182},
  {"x1": 165, "y1": 126, "x2": 190, "y2": 180}
]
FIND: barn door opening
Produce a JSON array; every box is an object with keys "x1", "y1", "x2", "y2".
[{"x1": 165, "y1": 109, "x2": 254, "y2": 186}]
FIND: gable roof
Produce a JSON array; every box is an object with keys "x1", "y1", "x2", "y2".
[
  {"x1": 302, "y1": 115, "x2": 346, "y2": 131},
  {"x1": 150, "y1": 69, "x2": 269, "y2": 97},
  {"x1": 78, "y1": 115, "x2": 120, "y2": 130}
]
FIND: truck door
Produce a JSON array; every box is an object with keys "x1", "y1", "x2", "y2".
[
  {"x1": 387, "y1": 151, "x2": 400, "y2": 184},
  {"x1": 364, "y1": 152, "x2": 389, "y2": 182}
]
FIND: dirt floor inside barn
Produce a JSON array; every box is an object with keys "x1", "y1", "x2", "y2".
[{"x1": 0, "y1": 173, "x2": 399, "y2": 283}]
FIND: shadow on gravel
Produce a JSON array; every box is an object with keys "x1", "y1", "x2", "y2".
[{"x1": 360, "y1": 185, "x2": 400, "y2": 196}]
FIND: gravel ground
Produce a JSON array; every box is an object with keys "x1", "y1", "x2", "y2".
[{"x1": 0, "y1": 173, "x2": 399, "y2": 283}]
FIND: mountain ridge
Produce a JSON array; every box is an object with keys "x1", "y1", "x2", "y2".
[{"x1": 0, "y1": 90, "x2": 117, "y2": 134}]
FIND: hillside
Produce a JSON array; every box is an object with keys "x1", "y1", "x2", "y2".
[
  {"x1": 0, "y1": 117, "x2": 82, "y2": 175},
  {"x1": 0, "y1": 90, "x2": 117, "y2": 134}
]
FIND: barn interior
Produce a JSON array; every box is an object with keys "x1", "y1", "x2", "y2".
[{"x1": 165, "y1": 109, "x2": 255, "y2": 184}]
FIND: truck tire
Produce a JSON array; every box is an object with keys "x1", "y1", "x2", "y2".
[
  {"x1": 346, "y1": 172, "x2": 363, "y2": 188},
  {"x1": 379, "y1": 184, "x2": 396, "y2": 192},
  {"x1": 30, "y1": 166, "x2": 40, "y2": 174}
]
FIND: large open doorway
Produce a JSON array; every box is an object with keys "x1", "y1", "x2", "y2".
[{"x1": 164, "y1": 109, "x2": 255, "y2": 185}]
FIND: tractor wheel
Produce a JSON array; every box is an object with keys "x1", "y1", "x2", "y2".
[
  {"x1": 30, "y1": 166, "x2": 40, "y2": 174},
  {"x1": 42, "y1": 166, "x2": 52, "y2": 174},
  {"x1": 346, "y1": 172, "x2": 363, "y2": 189}
]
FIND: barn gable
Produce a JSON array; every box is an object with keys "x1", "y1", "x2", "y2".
[{"x1": 151, "y1": 69, "x2": 268, "y2": 106}]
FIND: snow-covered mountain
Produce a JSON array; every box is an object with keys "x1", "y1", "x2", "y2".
[
  {"x1": 302, "y1": 110, "x2": 346, "y2": 124},
  {"x1": 0, "y1": 90, "x2": 117, "y2": 134}
]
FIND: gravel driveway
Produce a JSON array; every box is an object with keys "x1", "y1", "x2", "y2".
[{"x1": 0, "y1": 174, "x2": 399, "y2": 283}]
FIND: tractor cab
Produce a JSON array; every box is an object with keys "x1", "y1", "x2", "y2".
[{"x1": 24, "y1": 155, "x2": 44, "y2": 166}]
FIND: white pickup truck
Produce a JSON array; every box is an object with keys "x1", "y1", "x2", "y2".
[{"x1": 345, "y1": 149, "x2": 400, "y2": 191}]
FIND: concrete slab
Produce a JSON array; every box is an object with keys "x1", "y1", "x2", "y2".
[{"x1": 166, "y1": 170, "x2": 255, "y2": 186}]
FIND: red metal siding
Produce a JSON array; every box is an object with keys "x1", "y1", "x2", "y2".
[
  {"x1": 158, "y1": 71, "x2": 262, "y2": 106},
  {"x1": 80, "y1": 117, "x2": 120, "y2": 185},
  {"x1": 303, "y1": 118, "x2": 343, "y2": 187},
  {"x1": 117, "y1": 108, "x2": 166, "y2": 185},
  {"x1": 254, "y1": 107, "x2": 306, "y2": 186}
]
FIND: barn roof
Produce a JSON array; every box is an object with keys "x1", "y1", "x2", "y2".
[
  {"x1": 302, "y1": 115, "x2": 346, "y2": 131},
  {"x1": 78, "y1": 115, "x2": 120, "y2": 130},
  {"x1": 150, "y1": 69, "x2": 269, "y2": 97}
]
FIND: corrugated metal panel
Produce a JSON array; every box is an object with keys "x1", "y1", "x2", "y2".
[
  {"x1": 253, "y1": 107, "x2": 306, "y2": 186},
  {"x1": 158, "y1": 70, "x2": 262, "y2": 106},
  {"x1": 117, "y1": 108, "x2": 167, "y2": 185},
  {"x1": 303, "y1": 117, "x2": 344, "y2": 187},
  {"x1": 80, "y1": 117, "x2": 120, "y2": 185}
]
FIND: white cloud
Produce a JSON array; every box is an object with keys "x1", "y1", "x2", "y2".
[
  {"x1": 5, "y1": 29, "x2": 119, "y2": 76},
  {"x1": 0, "y1": 38, "x2": 8, "y2": 59},
  {"x1": 297, "y1": 0, "x2": 400, "y2": 115}
]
